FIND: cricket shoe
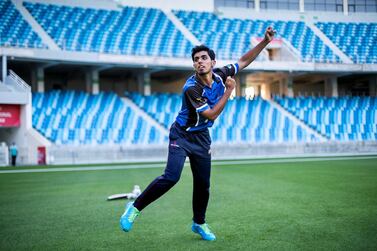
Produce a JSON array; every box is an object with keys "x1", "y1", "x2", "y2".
[
  {"x1": 120, "y1": 202, "x2": 140, "y2": 232},
  {"x1": 191, "y1": 222, "x2": 216, "y2": 241}
]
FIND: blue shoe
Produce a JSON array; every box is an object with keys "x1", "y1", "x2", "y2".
[
  {"x1": 191, "y1": 222, "x2": 216, "y2": 241},
  {"x1": 120, "y1": 202, "x2": 140, "y2": 232}
]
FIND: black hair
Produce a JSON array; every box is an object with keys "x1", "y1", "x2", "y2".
[{"x1": 191, "y1": 45, "x2": 216, "y2": 61}]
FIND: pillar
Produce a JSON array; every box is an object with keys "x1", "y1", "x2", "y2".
[
  {"x1": 343, "y1": 0, "x2": 348, "y2": 16},
  {"x1": 325, "y1": 76, "x2": 338, "y2": 97},
  {"x1": 255, "y1": 0, "x2": 260, "y2": 12},
  {"x1": 85, "y1": 69, "x2": 99, "y2": 94},
  {"x1": 286, "y1": 76, "x2": 294, "y2": 97},
  {"x1": 37, "y1": 67, "x2": 45, "y2": 93},
  {"x1": 299, "y1": 0, "x2": 304, "y2": 12},
  {"x1": 137, "y1": 71, "x2": 151, "y2": 96},
  {"x1": 369, "y1": 75, "x2": 377, "y2": 97},
  {"x1": 1, "y1": 55, "x2": 7, "y2": 82}
]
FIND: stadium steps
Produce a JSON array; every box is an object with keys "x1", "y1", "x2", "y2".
[
  {"x1": 164, "y1": 9, "x2": 201, "y2": 46},
  {"x1": 10, "y1": 0, "x2": 59, "y2": 50},
  {"x1": 305, "y1": 20, "x2": 352, "y2": 64},
  {"x1": 269, "y1": 98, "x2": 328, "y2": 141},
  {"x1": 121, "y1": 97, "x2": 169, "y2": 137}
]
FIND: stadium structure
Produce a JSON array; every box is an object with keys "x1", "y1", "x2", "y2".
[{"x1": 0, "y1": 0, "x2": 376, "y2": 165}]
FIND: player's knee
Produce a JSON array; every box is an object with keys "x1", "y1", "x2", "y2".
[{"x1": 160, "y1": 174, "x2": 180, "y2": 185}]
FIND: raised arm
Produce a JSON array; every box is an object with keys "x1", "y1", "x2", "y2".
[{"x1": 237, "y1": 27, "x2": 275, "y2": 71}]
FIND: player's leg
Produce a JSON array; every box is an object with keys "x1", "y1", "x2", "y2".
[
  {"x1": 133, "y1": 144, "x2": 187, "y2": 211},
  {"x1": 120, "y1": 132, "x2": 187, "y2": 232},
  {"x1": 190, "y1": 153, "x2": 211, "y2": 224},
  {"x1": 189, "y1": 150, "x2": 215, "y2": 241}
]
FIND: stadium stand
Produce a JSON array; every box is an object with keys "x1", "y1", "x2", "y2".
[
  {"x1": 174, "y1": 10, "x2": 341, "y2": 63},
  {"x1": 32, "y1": 91, "x2": 167, "y2": 145},
  {"x1": 128, "y1": 93, "x2": 319, "y2": 143},
  {"x1": 0, "y1": 0, "x2": 45, "y2": 48},
  {"x1": 1, "y1": 0, "x2": 377, "y2": 164},
  {"x1": 316, "y1": 22, "x2": 377, "y2": 64},
  {"x1": 274, "y1": 96, "x2": 377, "y2": 141},
  {"x1": 23, "y1": 2, "x2": 193, "y2": 57}
]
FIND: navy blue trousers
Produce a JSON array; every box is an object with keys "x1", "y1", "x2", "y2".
[{"x1": 134, "y1": 122, "x2": 212, "y2": 224}]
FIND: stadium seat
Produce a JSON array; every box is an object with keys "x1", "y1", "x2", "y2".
[
  {"x1": 128, "y1": 93, "x2": 319, "y2": 143},
  {"x1": 316, "y1": 22, "x2": 377, "y2": 64},
  {"x1": 174, "y1": 10, "x2": 340, "y2": 63},
  {"x1": 274, "y1": 96, "x2": 377, "y2": 141},
  {"x1": 0, "y1": 0, "x2": 45, "y2": 48},
  {"x1": 32, "y1": 91, "x2": 164, "y2": 145},
  {"x1": 23, "y1": 2, "x2": 193, "y2": 57}
]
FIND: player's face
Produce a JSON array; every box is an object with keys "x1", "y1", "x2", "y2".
[{"x1": 193, "y1": 51, "x2": 215, "y2": 75}]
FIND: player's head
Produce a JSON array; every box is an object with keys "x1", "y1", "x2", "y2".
[{"x1": 191, "y1": 45, "x2": 216, "y2": 75}]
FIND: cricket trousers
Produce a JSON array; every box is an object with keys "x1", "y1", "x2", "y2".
[{"x1": 134, "y1": 122, "x2": 212, "y2": 224}]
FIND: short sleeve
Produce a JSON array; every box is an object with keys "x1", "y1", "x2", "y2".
[
  {"x1": 185, "y1": 86, "x2": 209, "y2": 113},
  {"x1": 213, "y1": 63, "x2": 239, "y2": 82}
]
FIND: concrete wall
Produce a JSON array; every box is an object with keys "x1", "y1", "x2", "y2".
[{"x1": 48, "y1": 141, "x2": 377, "y2": 165}]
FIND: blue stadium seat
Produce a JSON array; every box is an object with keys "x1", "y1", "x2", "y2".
[
  {"x1": 0, "y1": 0, "x2": 45, "y2": 48},
  {"x1": 316, "y1": 22, "x2": 377, "y2": 64},
  {"x1": 174, "y1": 10, "x2": 340, "y2": 63},
  {"x1": 275, "y1": 96, "x2": 377, "y2": 141},
  {"x1": 32, "y1": 91, "x2": 164, "y2": 145},
  {"x1": 23, "y1": 2, "x2": 193, "y2": 57}
]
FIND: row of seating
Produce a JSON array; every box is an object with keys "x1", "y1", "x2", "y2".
[
  {"x1": 32, "y1": 91, "x2": 166, "y2": 145},
  {"x1": 23, "y1": 2, "x2": 192, "y2": 57},
  {"x1": 32, "y1": 92, "x2": 377, "y2": 145},
  {"x1": 0, "y1": 0, "x2": 45, "y2": 48},
  {"x1": 316, "y1": 22, "x2": 377, "y2": 64},
  {"x1": 274, "y1": 96, "x2": 377, "y2": 141},
  {"x1": 0, "y1": 1, "x2": 375, "y2": 63},
  {"x1": 128, "y1": 93, "x2": 319, "y2": 143},
  {"x1": 174, "y1": 10, "x2": 341, "y2": 63}
]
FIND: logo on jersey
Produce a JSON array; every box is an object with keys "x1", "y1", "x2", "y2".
[{"x1": 170, "y1": 140, "x2": 180, "y2": 148}]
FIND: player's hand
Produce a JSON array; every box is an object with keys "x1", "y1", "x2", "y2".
[
  {"x1": 264, "y1": 27, "x2": 276, "y2": 42},
  {"x1": 225, "y1": 76, "x2": 236, "y2": 90}
]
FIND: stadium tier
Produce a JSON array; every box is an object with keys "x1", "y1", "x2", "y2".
[
  {"x1": 275, "y1": 96, "x2": 377, "y2": 141},
  {"x1": 316, "y1": 22, "x2": 377, "y2": 64},
  {"x1": 32, "y1": 91, "x2": 167, "y2": 145},
  {"x1": 174, "y1": 10, "x2": 341, "y2": 63},
  {"x1": 1, "y1": 1, "x2": 375, "y2": 64},
  {"x1": 33, "y1": 92, "x2": 377, "y2": 145},
  {"x1": 23, "y1": 2, "x2": 193, "y2": 57},
  {"x1": 128, "y1": 93, "x2": 319, "y2": 143},
  {"x1": 0, "y1": 0, "x2": 45, "y2": 48},
  {"x1": 128, "y1": 92, "x2": 182, "y2": 128}
]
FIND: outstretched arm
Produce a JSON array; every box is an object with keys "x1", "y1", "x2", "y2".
[{"x1": 237, "y1": 27, "x2": 275, "y2": 71}]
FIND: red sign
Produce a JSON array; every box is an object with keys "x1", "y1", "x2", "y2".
[
  {"x1": 37, "y1": 146, "x2": 46, "y2": 165},
  {"x1": 0, "y1": 104, "x2": 20, "y2": 127}
]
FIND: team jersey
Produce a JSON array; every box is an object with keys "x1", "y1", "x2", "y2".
[{"x1": 175, "y1": 63, "x2": 239, "y2": 132}]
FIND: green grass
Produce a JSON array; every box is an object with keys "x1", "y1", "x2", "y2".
[{"x1": 0, "y1": 158, "x2": 376, "y2": 250}]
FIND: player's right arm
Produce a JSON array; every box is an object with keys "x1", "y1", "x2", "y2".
[{"x1": 200, "y1": 77, "x2": 236, "y2": 121}]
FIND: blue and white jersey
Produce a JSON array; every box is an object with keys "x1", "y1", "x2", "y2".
[{"x1": 175, "y1": 63, "x2": 239, "y2": 132}]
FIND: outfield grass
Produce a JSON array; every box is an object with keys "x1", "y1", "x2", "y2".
[{"x1": 0, "y1": 158, "x2": 376, "y2": 250}]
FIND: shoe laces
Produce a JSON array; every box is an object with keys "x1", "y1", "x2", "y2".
[
  {"x1": 127, "y1": 207, "x2": 140, "y2": 222},
  {"x1": 200, "y1": 224, "x2": 213, "y2": 235}
]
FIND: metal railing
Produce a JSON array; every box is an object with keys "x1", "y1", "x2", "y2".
[{"x1": 8, "y1": 70, "x2": 31, "y2": 92}]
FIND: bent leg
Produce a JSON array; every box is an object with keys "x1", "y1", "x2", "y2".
[{"x1": 134, "y1": 145, "x2": 186, "y2": 211}]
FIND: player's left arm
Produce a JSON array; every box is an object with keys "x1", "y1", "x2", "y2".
[{"x1": 237, "y1": 27, "x2": 275, "y2": 71}]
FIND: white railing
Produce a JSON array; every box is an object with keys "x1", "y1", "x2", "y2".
[
  {"x1": 281, "y1": 38, "x2": 302, "y2": 62},
  {"x1": 8, "y1": 70, "x2": 31, "y2": 92}
]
